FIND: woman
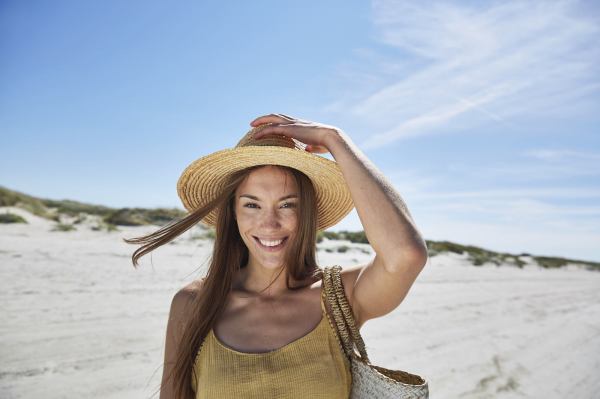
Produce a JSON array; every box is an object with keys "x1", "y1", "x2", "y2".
[{"x1": 125, "y1": 114, "x2": 428, "y2": 399}]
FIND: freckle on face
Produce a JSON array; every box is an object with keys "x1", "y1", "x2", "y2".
[{"x1": 234, "y1": 166, "x2": 299, "y2": 254}]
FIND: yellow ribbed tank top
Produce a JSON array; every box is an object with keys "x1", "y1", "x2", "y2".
[{"x1": 191, "y1": 288, "x2": 352, "y2": 398}]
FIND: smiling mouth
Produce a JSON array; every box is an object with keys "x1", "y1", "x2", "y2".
[{"x1": 253, "y1": 236, "x2": 289, "y2": 250}]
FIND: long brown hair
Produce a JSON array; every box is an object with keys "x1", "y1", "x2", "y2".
[{"x1": 124, "y1": 165, "x2": 322, "y2": 399}]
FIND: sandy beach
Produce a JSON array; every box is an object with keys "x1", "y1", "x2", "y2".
[{"x1": 1, "y1": 206, "x2": 599, "y2": 399}]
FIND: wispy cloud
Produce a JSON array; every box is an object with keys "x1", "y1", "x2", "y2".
[
  {"x1": 329, "y1": 0, "x2": 600, "y2": 149},
  {"x1": 522, "y1": 148, "x2": 600, "y2": 161}
]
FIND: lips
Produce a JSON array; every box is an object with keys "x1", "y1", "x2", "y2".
[{"x1": 253, "y1": 236, "x2": 288, "y2": 251}]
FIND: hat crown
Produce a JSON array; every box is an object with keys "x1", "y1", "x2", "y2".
[{"x1": 235, "y1": 123, "x2": 307, "y2": 151}]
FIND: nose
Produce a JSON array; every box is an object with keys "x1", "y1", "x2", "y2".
[{"x1": 259, "y1": 208, "x2": 283, "y2": 228}]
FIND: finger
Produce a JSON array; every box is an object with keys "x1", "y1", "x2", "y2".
[
  {"x1": 253, "y1": 122, "x2": 297, "y2": 138},
  {"x1": 277, "y1": 113, "x2": 296, "y2": 121},
  {"x1": 250, "y1": 114, "x2": 290, "y2": 126},
  {"x1": 308, "y1": 145, "x2": 329, "y2": 154},
  {"x1": 280, "y1": 114, "x2": 312, "y2": 125},
  {"x1": 305, "y1": 144, "x2": 328, "y2": 154},
  {"x1": 312, "y1": 146, "x2": 329, "y2": 154}
]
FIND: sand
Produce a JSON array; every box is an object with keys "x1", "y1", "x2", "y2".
[{"x1": 1, "y1": 206, "x2": 599, "y2": 398}]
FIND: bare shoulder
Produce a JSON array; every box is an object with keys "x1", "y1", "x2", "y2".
[
  {"x1": 161, "y1": 278, "x2": 207, "y2": 397},
  {"x1": 170, "y1": 278, "x2": 206, "y2": 314},
  {"x1": 185, "y1": 277, "x2": 206, "y2": 294}
]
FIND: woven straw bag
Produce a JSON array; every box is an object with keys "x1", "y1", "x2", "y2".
[{"x1": 321, "y1": 265, "x2": 429, "y2": 398}]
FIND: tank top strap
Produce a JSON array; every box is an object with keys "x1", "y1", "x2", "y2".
[{"x1": 320, "y1": 282, "x2": 327, "y2": 314}]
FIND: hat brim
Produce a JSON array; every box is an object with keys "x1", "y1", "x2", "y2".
[{"x1": 177, "y1": 146, "x2": 354, "y2": 231}]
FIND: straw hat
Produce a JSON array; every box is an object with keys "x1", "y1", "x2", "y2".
[{"x1": 176, "y1": 123, "x2": 354, "y2": 231}]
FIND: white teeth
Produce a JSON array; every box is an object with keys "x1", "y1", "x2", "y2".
[{"x1": 257, "y1": 237, "x2": 285, "y2": 247}]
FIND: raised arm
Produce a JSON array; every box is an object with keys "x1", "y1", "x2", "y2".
[
  {"x1": 324, "y1": 129, "x2": 428, "y2": 326},
  {"x1": 250, "y1": 114, "x2": 428, "y2": 328}
]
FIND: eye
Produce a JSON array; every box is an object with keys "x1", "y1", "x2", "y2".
[{"x1": 243, "y1": 202, "x2": 297, "y2": 209}]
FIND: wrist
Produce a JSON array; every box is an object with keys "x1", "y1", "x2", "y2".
[{"x1": 324, "y1": 128, "x2": 347, "y2": 151}]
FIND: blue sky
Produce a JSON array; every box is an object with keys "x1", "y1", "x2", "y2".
[{"x1": 2, "y1": 0, "x2": 599, "y2": 261}]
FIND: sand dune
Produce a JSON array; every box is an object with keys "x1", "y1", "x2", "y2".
[{"x1": 1, "y1": 206, "x2": 599, "y2": 398}]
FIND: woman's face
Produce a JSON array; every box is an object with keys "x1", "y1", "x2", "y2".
[{"x1": 234, "y1": 166, "x2": 299, "y2": 270}]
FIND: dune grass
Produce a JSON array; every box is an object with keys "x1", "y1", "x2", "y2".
[
  {"x1": 0, "y1": 185, "x2": 186, "y2": 226},
  {"x1": 2, "y1": 185, "x2": 598, "y2": 271},
  {"x1": 0, "y1": 212, "x2": 28, "y2": 224}
]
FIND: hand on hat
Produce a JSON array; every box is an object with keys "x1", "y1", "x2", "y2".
[{"x1": 250, "y1": 113, "x2": 341, "y2": 154}]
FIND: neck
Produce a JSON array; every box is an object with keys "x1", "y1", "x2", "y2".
[{"x1": 234, "y1": 262, "x2": 290, "y2": 299}]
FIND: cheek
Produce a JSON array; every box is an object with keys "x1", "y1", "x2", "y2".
[
  {"x1": 289, "y1": 213, "x2": 299, "y2": 224},
  {"x1": 236, "y1": 212, "x2": 258, "y2": 225}
]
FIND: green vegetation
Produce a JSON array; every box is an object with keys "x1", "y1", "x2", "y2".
[
  {"x1": 51, "y1": 223, "x2": 76, "y2": 232},
  {"x1": 532, "y1": 256, "x2": 600, "y2": 271},
  {"x1": 336, "y1": 245, "x2": 349, "y2": 253},
  {"x1": 72, "y1": 214, "x2": 87, "y2": 224},
  {"x1": 91, "y1": 222, "x2": 119, "y2": 232},
  {"x1": 319, "y1": 230, "x2": 370, "y2": 244},
  {"x1": 102, "y1": 207, "x2": 186, "y2": 226},
  {"x1": 2, "y1": 185, "x2": 598, "y2": 271},
  {"x1": 0, "y1": 212, "x2": 27, "y2": 224},
  {"x1": 190, "y1": 229, "x2": 216, "y2": 241},
  {"x1": 0, "y1": 186, "x2": 54, "y2": 219},
  {"x1": 316, "y1": 231, "x2": 325, "y2": 243},
  {"x1": 425, "y1": 239, "x2": 600, "y2": 271},
  {"x1": 0, "y1": 185, "x2": 186, "y2": 226}
]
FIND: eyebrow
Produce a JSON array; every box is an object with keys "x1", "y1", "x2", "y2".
[{"x1": 239, "y1": 194, "x2": 298, "y2": 201}]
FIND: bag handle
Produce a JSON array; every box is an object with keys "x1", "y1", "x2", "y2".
[
  {"x1": 322, "y1": 265, "x2": 371, "y2": 364},
  {"x1": 321, "y1": 266, "x2": 352, "y2": 356}
]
